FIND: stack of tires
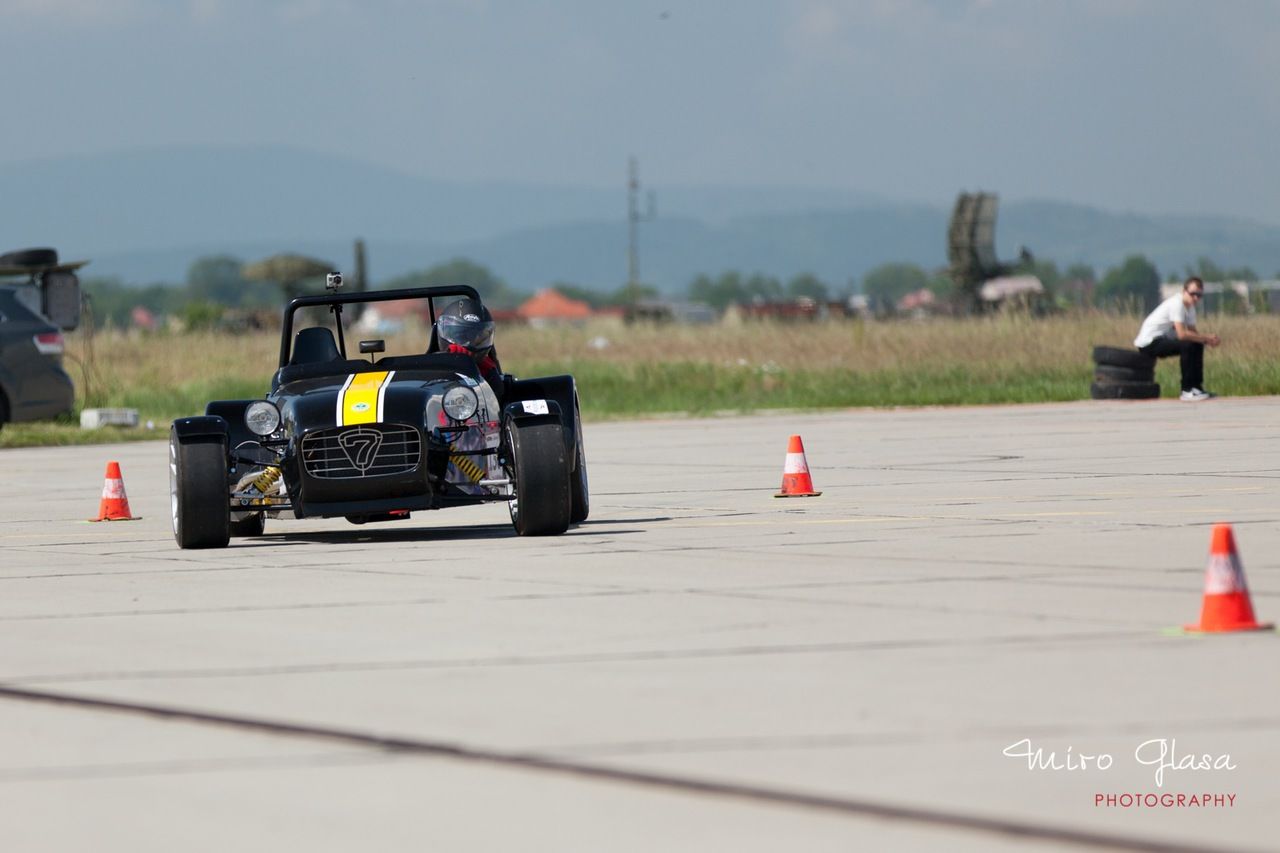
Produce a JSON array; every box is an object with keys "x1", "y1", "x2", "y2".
[
  {"x1": 0, "y1": 247, "x2": 59, "y2": 267},
  {"x1": 1091, "y1": 346, "x2": 1159, "y2": 399}
]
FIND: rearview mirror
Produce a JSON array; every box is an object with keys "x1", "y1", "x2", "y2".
[{"x1": 359, "y1": 339, "x2": 385, "y2": 354}]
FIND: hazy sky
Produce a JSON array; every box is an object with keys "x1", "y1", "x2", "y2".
[{"x1": 3, "y1": 1, "x2": 1278, "y2": 224}]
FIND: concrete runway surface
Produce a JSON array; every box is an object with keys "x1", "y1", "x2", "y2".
[{"x1": 1, "y1": 399, "x2": 1277, "y2": 852}]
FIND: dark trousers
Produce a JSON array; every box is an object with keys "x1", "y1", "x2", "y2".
[{"x1": 1140, "y1": 338, "x2": 1204, "y2": 391}]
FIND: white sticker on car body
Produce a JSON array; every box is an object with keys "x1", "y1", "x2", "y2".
[{"x1": 521, "y1": 399, "x2": 549, "y2": 415}]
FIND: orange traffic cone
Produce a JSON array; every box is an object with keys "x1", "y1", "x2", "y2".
[
  {"x1": 775, "y1": 434, "x2": 822, "y2": 498},
  {"x1": 1184, "y1": 524, "x2": 1271, "y2": 633},
  {"x1": 90, "y1": 461, "x2": 140, "y2": 522}
]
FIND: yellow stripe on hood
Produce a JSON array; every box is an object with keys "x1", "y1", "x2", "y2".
[{"x1": 337, "y1": 371, "x2": 394, "y2": 425}]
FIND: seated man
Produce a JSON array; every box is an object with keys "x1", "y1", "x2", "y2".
[
  {"x1": 434, "y1": 297, "x2": 504, "y2": 392},
  {"x1": 1134, "y1": 276, "x2": 1221, "y2": 402}
]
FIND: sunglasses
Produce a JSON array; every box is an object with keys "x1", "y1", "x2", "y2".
[{"x1": 1188, "y1": 290, "x2": 1204, "y2": 298}]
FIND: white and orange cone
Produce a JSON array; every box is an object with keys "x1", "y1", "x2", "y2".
[
  {"x1": 90, "y1": 461, "x2": 140, "y2": 522},
  {"x1": 775, "y1": 434, "x2": 822, "y2": 498},
  {"x1": 1184, "y1": 524, "x2": 1271, "y2": 633}
]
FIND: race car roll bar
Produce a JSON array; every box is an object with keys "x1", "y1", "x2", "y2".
[{"x1": 278, "y1": 284, "x2": 483, "y2": 367}]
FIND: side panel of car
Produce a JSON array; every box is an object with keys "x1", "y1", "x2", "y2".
[
  {"x1": 0, "y1": 357, "x2": 15, "y2": 424},
  {"x1": 0, "y1": 289, "x2": 74, "y2": 422},
  {"x1": 1, "y1": 292, "x2": 30, "y2": 416}
]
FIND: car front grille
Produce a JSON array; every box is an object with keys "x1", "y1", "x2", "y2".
[{"x1": 300, "y1": 424, "x2": 422, "y2": 479}]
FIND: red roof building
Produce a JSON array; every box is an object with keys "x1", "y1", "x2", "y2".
[{"x1": 517, "y1": 289, "x2": 593, "y2": 322}]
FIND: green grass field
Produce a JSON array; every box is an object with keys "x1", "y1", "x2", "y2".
[{"x1": 4, "y1": 311, "x2": 1277, "y2": 447}]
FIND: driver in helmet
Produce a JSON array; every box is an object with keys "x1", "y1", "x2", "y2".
[{"x1": 435, "y1": 297, "x2": 503, "y2": 389}]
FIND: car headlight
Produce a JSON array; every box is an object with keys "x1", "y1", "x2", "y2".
[
  {"x1": 245, "y1": 400, "x2": 282, "y2": 436},
  {"x1": 442, "y1": 384, "x2": 479, "y2": 421}
]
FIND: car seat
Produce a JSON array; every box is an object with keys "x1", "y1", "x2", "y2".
[{"x1": 290, "y1": 327, "x2": 341, "y2": 365}]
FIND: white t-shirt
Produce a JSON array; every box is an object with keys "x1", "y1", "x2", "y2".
[{"x1": 1134, "y1": 294, "x2": 1195, "y2": 348}]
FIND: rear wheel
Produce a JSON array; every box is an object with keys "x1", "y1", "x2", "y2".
[
  {"x1": 0, "y1": 393, "x2": 8, "y2": 432},
  {"x1": 170, "y1": 429, "x2": 230, "y2": 549},
  {"x1": 569, "y1": 397, "x2": 590, "y2": 524},
  {"x1": 229, "y1": 513, "x2": 265, "y2": 537},
  {"x1": 505, "y1": 418, "x2": 571, "y2": 536}
]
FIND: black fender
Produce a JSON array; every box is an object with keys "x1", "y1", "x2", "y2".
[
  {"x1": 172, "y1": 415, "x2": 229, "y2": 443},
  {"x1": 205, "y1": 399, "x2": 260, "y2": 450},
  {"x1": 502, "y1": 398, "x2": 563, "y2": 428},
  {"x1": 504, "y1": 374, "x2": 579, "y2": 461}
]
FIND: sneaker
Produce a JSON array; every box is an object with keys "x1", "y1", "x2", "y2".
[{"x1": 1180, "y1": 388, "x2": 1214, "y2": 402}]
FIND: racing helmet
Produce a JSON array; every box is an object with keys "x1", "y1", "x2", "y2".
[{"x1": 436, "y1": 297, "x2": 495, "y2": 359}]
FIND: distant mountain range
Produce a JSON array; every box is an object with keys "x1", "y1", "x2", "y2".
[{"x1": 1, "y1": 145, "x2": 1277, "y2": 292}]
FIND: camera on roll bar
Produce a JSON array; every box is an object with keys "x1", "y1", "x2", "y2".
[{"x1": 326, "y1": 272, "x2": 343, "y2": 291}]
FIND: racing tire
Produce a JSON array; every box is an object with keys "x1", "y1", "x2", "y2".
[
  {"x1": 569, "y1": 397, "x2": 590, "y2": 524},
  {"x1": 0, "y1": 393, "x2": 8, "y2": 432},
  {"x1": 1090, "y1": 381, "x2": 1160, "y2": 400},
  {"x1": 1094, "y1": 363, "x2": 1154, "y2": 383},
  {"x1": 170, "y1": 429, "x2": 230, "y2": 549},
  {"x1": 0, "y1": 248, "x2": 57, "y2": 267},
  {"x1": 505, "y1": 418, "x2": 571, "y2": 536},
  {"x1": 229, "y1": 513, "x2": 265, "y2": 537},
  {"x1": 1092, "y1": 346, "x2": 1155, "y2": 371}
]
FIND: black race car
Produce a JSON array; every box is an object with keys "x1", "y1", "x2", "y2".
[{"x1": 168, "y1": 283, "x2": 588, "y2": 548}]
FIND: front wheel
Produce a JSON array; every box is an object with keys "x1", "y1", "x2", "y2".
[
  {"x1": 569, "y1": 397, "x2": 589, "y2": 523},
  {"x1": 505, "y1": 418, "x2": 571, "y2": 536},
  {"x1": 170, "y1": 429, "x2": 230, "y2": 549}
]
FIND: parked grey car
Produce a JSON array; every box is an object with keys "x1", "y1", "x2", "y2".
[{"x1": 0, "y1": 247, "x2": 82, "y2": 429}]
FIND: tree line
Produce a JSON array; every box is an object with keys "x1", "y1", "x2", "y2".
[
  {"x1": 81, "y1": 252, "x2": 1276, "y2": 330},
  {"x1": 676, "y1": 254, "x2": 1273, "y2": 313}
]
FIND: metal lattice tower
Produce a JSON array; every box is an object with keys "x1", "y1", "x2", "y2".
[
  {"x1": 625, "y1": 157, "x2": 656, "y2": 300},
  {"x1": 627, "y1": 157, "x2": 640, "y2": 291}
]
